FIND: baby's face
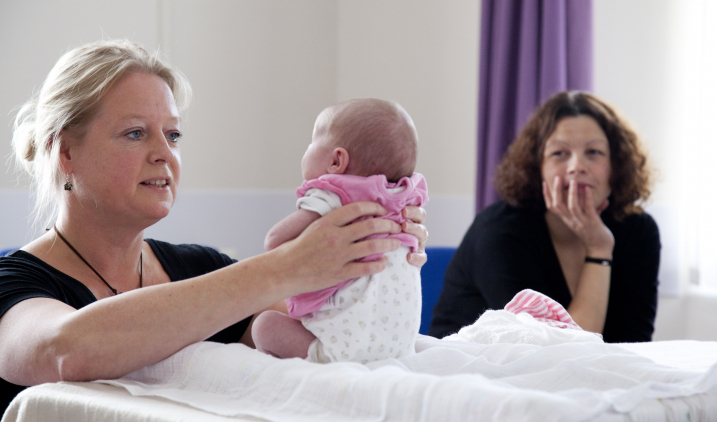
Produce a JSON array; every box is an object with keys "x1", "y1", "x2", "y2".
[{"x1": 301, "y1": 118, "x2": 334, "y2": 181}]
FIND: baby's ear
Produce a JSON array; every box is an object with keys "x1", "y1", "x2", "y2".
[{"x1": 328, "y1": 147, "x2": 349, "y2": 174}]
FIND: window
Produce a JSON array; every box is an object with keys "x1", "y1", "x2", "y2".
[{"x1": 675, "y1": 0, "x2": 717, "y2": 290}]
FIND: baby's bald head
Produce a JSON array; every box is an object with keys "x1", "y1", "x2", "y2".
[{"x1": 314, "y1": 99, "x2": 418, "y2": 182}]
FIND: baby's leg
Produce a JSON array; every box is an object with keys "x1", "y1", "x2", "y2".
[{"x1": 251, "y1": 310, "x2": 315, "y2": 359}]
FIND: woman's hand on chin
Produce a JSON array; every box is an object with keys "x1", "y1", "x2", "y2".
[
  {"x1": 543, "y1": 176, "x2": 615, "y2": 257},
  {"x1": 402, "y1": 205, "x2": 428, "y2": 268},
  {"x1": 271, "y1": 201, "x2": 402, "y2": 297}
]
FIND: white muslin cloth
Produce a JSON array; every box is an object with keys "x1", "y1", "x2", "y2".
[{"x1": 99, "y1": 291, "x2": 717, "y2": 422}]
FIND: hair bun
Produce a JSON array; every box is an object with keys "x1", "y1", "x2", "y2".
[{"x1": 12, "y1": 100, "x2": 39, "y2": 166}]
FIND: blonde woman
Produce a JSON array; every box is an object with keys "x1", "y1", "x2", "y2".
[{"x1": 0, "y1": 40, "x2": 428, "y2": 411}]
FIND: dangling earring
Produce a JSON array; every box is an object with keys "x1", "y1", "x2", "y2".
[{"x1": 64, "y1": 174, "x2": 73, "y2": 191}]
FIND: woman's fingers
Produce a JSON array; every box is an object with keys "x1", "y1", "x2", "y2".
[
  {"x1": 402, "y1": 221, "x2": 428, "y2": 245},
  {"x1": 542, "y1": 177, "x2": 615, "y2": 256},
  {"x1": 566, "y1": 179, "x2": 575, "y2": 212},
  {"x1": 402, "y1": 206, "x2": 426, "y2": 225},
  {"x1": 407, "y1": 251, "x2": 428, "y2": 267},
  {"x1": 568, "y1": 180, "x2": 587, "y2": 219},
  {"x1": 321, "y1": 202, "x2": 401, "y2": 244},
  {"x1": 282, "y1": 202, "x2": 426, "y2": 295},
  {"x1": 403, "y1": 220, "x2": 428, "y2": 268},
  {"x1": 276, "y1": 225, "x2": 396, "y2": 296},
  {"x1": 546, "y1": 176, "x2": 569, "y2": 220},
  {"x1": 583, "y1": 186, "x2": 598, "y2": 218},
  {"x1": 542, "y1": 180, "x2": 553, "y2": 208},
  {"x1": 401, "y1": 206, "x2": 428, "y2": 268},
  {"x1": 347, "y1": 238, "x2": 401, "y2": 264},
  {"x1": 546, "y1": 177, "x2": 591, "y2": 237},
  {"x1": 579, "y1": 184, "x2": 591, "y2": 215},
  {"x1": 324, "y1": 201, "x2": 388, "y2": 228},
  {"x1": 340, "y1": 257, "x2": 390, "y2": 282},
  {"x1": 349, "y1": 216, "x2": 402, "y2": 243},
  {"x1": 545, "y1": 182, "x2": 615, "y2": 255},
  {"x1": 552, "y1": 176, "x2": 563, "y2": 210}
]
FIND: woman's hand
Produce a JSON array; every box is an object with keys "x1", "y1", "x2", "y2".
[
  {"x1": 543, "y1": 176, "x2": 614, "y2": 258},
  {"x1": 271, "y1": 201, "x2": 402, "y2": 297},
  {"x1": 402, "y1": 206, "x2": 428, "y2": 267}
]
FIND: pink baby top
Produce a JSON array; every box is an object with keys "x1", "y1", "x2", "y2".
[{"x1": 286, "y1": 173, "x2": 428, "y2": 318}]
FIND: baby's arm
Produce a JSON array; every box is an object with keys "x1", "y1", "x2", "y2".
[{"x1": 264, "y1": 209, "x2": 321, "y2": 251}]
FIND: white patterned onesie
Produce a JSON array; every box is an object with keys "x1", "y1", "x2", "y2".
[{"x1": 295, "y1": 185, "x2": 423, "y2": 364}]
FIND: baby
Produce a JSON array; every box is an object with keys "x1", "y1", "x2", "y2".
[{"x1": 252, "y1": 98, "x2": 428, "y2": 364}]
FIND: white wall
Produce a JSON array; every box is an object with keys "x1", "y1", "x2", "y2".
[
  {"x1": 593, "y1": 0, "x2": 682, "y2": 294},
  {"x1": 166, "y1": 0, "x2": 339, "y2": 191},
  {"x1": 0, "y1": 0, "x2": 339, "y2": 192},
  {"x1": 0, "y1": 0, "x2": 479, "y2": 256},
  {"x1": 336, "y1": 0, "x2": 478, "y2": 197},
  {"x1": 0, "y1": 1, "x2": 159, "y2": 191},
  {"x1": 0, "y1": 0, "x2": 478, "y2": 197},
  {"x1": 594, "y1": 0, "x2": 681, "y2": 207}
]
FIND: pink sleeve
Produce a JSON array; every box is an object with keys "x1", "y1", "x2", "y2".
[{"x1": 296, "y1": 178, "x2": 350, "y2": 204}]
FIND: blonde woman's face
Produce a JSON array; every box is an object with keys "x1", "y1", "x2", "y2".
[{"x1": 67, "y1": 72, "x2": 182, "y2": 226}]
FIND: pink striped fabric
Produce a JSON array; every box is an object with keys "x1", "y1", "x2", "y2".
[{"x1": 505, "y1": 289, "x2": 602, "y2": 338}]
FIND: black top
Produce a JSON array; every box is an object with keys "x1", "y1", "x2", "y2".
[
  {"x1": 0, "y1": 239, "x2": 252, "y2": 413},
  {"x1": 428, "y1": 201, "x2": 661, "y2": 343}
]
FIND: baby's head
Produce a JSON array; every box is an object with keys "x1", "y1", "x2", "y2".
[{"x1": 302, "y1": 99, "x2": 418, "y2": 183}]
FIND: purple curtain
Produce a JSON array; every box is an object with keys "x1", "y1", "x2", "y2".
[{"x1": 476, "y1": 0, "x2": 593, "y2": 212}]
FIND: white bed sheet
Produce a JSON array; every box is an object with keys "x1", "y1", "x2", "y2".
[
  {"x1": 3, "y1": 310, "x2": 717, "y2": 422},
  {"x1": 2, "y1": 340, "x2": 716, "y2": 422},
  {"x1": 1, "y1": 382, "x2": 263, "y2": 422}
]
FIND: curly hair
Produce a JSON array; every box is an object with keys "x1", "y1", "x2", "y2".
[{"x1": 493, "y1": 91, "x2": 651, "y2": 220}]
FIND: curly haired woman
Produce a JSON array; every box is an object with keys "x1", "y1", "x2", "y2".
[{"x1": 429, "y1": 91, "x2": 660, "y2": 343}]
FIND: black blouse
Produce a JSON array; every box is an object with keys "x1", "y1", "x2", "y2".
[
  {"x1": 429, "y1": 201, "x2": 661, "y2": 343},
  {"x1": 0, "y1": 239, "x2": 252, "y2": 413}
]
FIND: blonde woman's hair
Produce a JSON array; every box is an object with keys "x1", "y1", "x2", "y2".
[{"x1": 11, "y1": 39, "x2": 192, "y2": 228}]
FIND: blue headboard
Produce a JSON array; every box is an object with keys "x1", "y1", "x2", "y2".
[
  {"x1": 419, "y1": 246, "x2": 456, "y2": 335},
  {"x1": 0, "y1": 248, "x2": 17, "y2": 257}
]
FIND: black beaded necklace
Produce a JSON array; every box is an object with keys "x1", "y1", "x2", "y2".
[{"x1": 53, "y1": 225, "x2": 142, "y2": 295}]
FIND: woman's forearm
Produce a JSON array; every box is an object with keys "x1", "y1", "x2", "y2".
[
  {"x1": 1, "y1": 251, "x2": 291, "y2": 385},
  {"x1": 566, "y1": 263, "x2": 611, "y2": 334},
  {"x1": 65, "y1": 257, "x2": 285, "y2": 380},
  {"x1": 1, "y1": 202, "x2": 403, "y2": 386}
]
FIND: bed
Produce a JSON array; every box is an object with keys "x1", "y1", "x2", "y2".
[
  {"x1": 4, "y1": 306, "x2": 717, "y2": 422},
  {"x1": 4, "y1": 248, "x2": 716, "y2": 422}
]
